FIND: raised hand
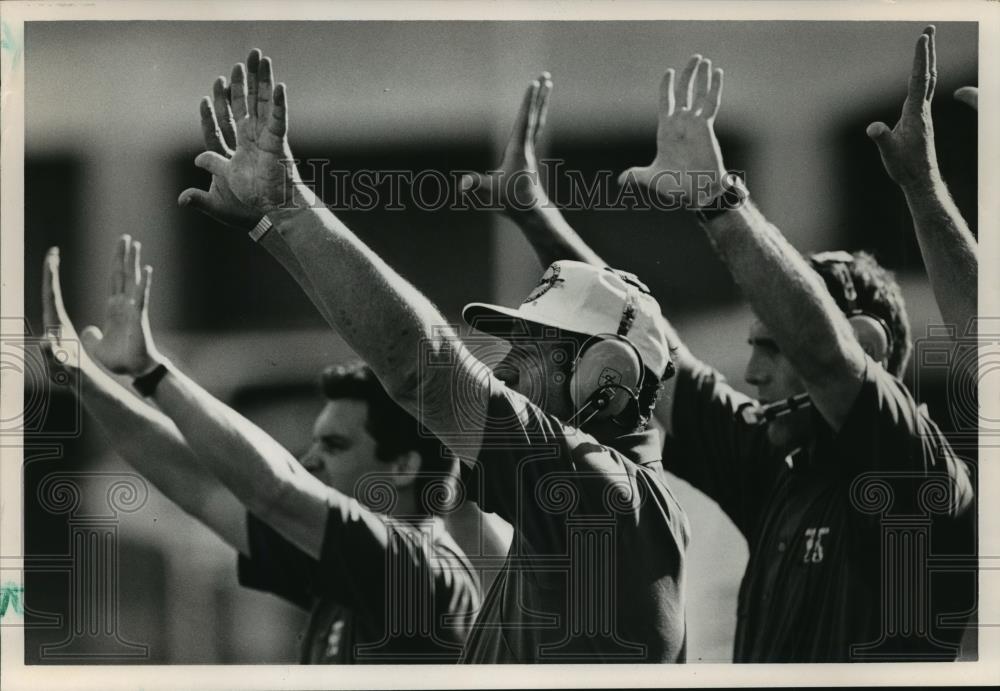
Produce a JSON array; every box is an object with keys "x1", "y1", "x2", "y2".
[
  {"x1": 41, "y1": 248, "x2": 96, "y2": 374},
  {"x1": 461, "y1": 73, "x2": 552, "y2": 212},
  {"x1": 954, "y1": 86, "x2": 978, "y2": 111},
  {"x1": 84, "y1": 236, "x2": 163, "y2": 377},
  {"x1": 178, "y1": 77, "x2": 261, "y2": 229},
  {"x1": 618, "y1": 55, "x2": 727, "y2": 206},
  {"x1": 192, "y1": 50, "x2": 314, "y2": 216},
  {"x1": 866, "y1": 27, "x2": 940, "y2": 190}
]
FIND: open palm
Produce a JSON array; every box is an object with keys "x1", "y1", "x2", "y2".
[
  {"x1": 193, "y1": 50, "x2": 306, "y2": 216},
  {"x1": 619, "y1": 55, "x2": 727, "y2": 206},
  {"x1": 87, "y1": 236, "x2": 161, "y2": 377},
  {"x1": 463, "y1": 73, "x2": 552, "y2": 211}
]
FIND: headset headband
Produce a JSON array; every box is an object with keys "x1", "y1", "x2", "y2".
[{"x1": 809, "y1": 253, "x2": 894, "y2": 357}]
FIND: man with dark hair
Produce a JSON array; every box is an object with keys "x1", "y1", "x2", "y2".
[
  {"x1": 41, "y1": 240, "x2": 481, "y2": 664},
  {"x1": 186, "y1": 49, "x2": 690, "y2": 663},
  {"x1": 621, "y1": 49, "x2": 975, "y2": 661},
  {"x1": 319, "y1": 363, "x2": 457, "y2": 517},
  {"x1": 466, "y1": 52, "x2": 972, "y2": 661}
]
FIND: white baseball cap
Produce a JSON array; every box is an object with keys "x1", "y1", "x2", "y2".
[{"x1": 463, "y1": 260, "x2": 672, "y2": 378}]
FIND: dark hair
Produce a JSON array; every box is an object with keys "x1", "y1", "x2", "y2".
[
  {"x1": 320, "y1": 362, "x2": 455, "y2": 517},
  {"x1": 811, "y1": 251, "x2": 912, "y2": 377}
]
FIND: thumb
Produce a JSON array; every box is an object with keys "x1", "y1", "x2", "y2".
[
  {"x1": 617, "y1": 167, "x2": 645, "y2": 188},
  {"x1": 954, "y1": 86, "x2": 978, "y2": 111},
  {"x1": 459, "y1": 173, "x2": 488, "y2": 194},
  {"x1": 193, "y1": 151, "x2": 230, "y2": 178},
  {"x1": 80, "y1": 325, "x2": 103, "y2": 351},
  {"x1": 865, "y1": 121, "x2": 892, "y2": 143},
  {"x1": 178, "y1": 187, "x2": 214, "y2": 213}
]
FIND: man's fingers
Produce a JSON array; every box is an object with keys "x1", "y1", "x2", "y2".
[
  {"x1": 704, "y1": 67, "x2": 724, "y2": 119},
  {"x1": 267, "y1": 82, "x2": 288, "y2": 138},
  {"x1": 677, "y1": 54, "x2": 701, "y2": 110},
  {"x1": 906, "y1": 33, "x2": 930, "y2": 109},
  {"x1": 42, "y1": 248, "x2": 62, "y2": 331},
  {"x1": 212, "y1": 77, "x2": 238, "y2": 150},
  {"x1": 954, "y1": 86, "x2": 978, "y2": 111},
  {"x1": 533, "y1": 72, "x2": 553, "y2": 142},
  {"x1": 111, "y1": 235, "x2": 129, "y2": 295},
  {"x1": 692, "y1": 58, "x2": 712, "y2": 114},
  {"x1": 129, "y1": 241, "x2": 142, "y2": 296},
  {"x1": 246, "y1": 48, "x2": 261, "y2": 129},
  {"x1": 230, "y1": 62, "x2": 249, "y2": 125},
  {"x1": 658, "y1": 68, "x2": 676, "y2": 117},
  {"x1": 194, "y1": 150, "x2": 230, "y2": 178},
  {"x1": 199, "y1": 97, "x2": 228, "y2": 156},
  {"x1": 257, "y1": 55, "x2": 274, "y2": 127},
  {"x1": 517, "y1": 80, "x2": 540, "y2": 149},
  {"x1": 137, "y1": 266, "x2": 153, "y2": 313},
  {"x1": 924, "y1": 26, "x2": 937, "y2": 101}
]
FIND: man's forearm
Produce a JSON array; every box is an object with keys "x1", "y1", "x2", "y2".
[
  {"x1": 258, "y1": 229, "x2": 336, "y2": 325},
  {"x1": 507, "y1": 204, "x2": 606, "y2": 269},
  {"x1": 701, "y1": 198, "x2": 865, "y2": 386},
  {"x1": 901, "y1": 176, "x2": 978, "y2": 332},
  {"x1": 271, "y1": 200, "x2": 488, "y2": 453},
  {"x1": 78, "y1": 363, "x2": 248, "y2": 553},
  {"x1": 151, "y1": 362, "x2": 330, "y2": 557}
]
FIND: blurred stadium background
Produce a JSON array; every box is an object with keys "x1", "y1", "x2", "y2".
[{"x1": 21, "y1": 20, "x2": 977, "y2": 663}]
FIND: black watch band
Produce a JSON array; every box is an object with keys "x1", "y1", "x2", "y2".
[
  {"x1": 693, "y1": 177, "x2": 748, "y2": 223},
  {"x1": 133, "y1": 363, "x2": 169, "y2": 398}
]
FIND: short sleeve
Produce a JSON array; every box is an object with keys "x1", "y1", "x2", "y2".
[
  {"x1": 237, "y1": 511, "x2": 316, "y2": 610},
  {"x1": 831, "y1": 356, "x2": 974, "y2": 518},
  {"x1": 313, "y1": 500, "x2": 480, "y2": 655},
  {"x1": 468, "y1": 377, "x2": 619, "y2": 555},
  {"x1": 662, "y1": 361, "x2": 778, "y2": 537}
]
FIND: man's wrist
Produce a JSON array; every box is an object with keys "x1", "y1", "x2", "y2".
[
  {"x1": 900, "y1": 169, "x2": 945, "y2": 199},
  {"x1": 692, "y1": 174, "x2": 749, "y2": 223},
  {"x1": 132, "y1": 358, "x2": 171, "y2": 398}
]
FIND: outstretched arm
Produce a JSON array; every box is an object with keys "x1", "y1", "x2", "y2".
[
  {"x1": 464, "y1": 73, "x2": 697, "y2": 433},
  {"x1": 867, "y1": 26, "x2": 977, "y2": 333},
  {"x1": 90, "y1": 235, "x2": 333, "y2": 559},
  {"x1": 622, "y1": 55, "x2": 866, "y2": 430},
  {"x1": 193, "y1": 51, "x2": 492, "y2": 459},
  {"x1": 41, "y1": 247, "x2": 248, "y2": 555},
  {"x1": 461, "y1": 74, "x2": 603, "y2": 269}
]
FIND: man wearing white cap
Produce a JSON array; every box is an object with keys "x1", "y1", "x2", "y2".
[{"x1": 187, "y1": 50, "x2": 690, "y2": 663}]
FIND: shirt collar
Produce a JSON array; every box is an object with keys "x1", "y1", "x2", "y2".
[{"x1": 606, "y1": 427, "x2": 663, "y2": 467}]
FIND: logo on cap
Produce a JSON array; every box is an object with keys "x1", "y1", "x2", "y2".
[{"x1": 523, "y1": 264, "x2": 565, "y2": 305}]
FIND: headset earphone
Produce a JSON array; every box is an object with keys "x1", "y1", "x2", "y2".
[
  {"x1": 809, "y1": 252, "x2": 894, "y2": 366},
  {"x1": 567, "y1": 269, "x2": 650, "y2": 429}
]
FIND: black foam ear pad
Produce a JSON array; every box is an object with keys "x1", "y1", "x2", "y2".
[
  {"x1": 849, "y1": 313, "x2": 891, "y2": 365},
  {"x1": 569, "y1": 336, "x2": 643, "y2": 421}
]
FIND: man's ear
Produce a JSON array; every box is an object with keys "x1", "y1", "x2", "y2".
[{"x1": 388, "y1": 450, "x2": 422, "y2": 489}]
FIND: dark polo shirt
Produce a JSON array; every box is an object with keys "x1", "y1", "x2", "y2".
[
  {"x1": 664, "y1": 357, "x2": 975, "y2": 662},
  {"x1": 238, "y1": 497, "x2": 481, "y2": 664},
  {"x1": 460, "y1": 378, "x2": 690, "y2": 663}
]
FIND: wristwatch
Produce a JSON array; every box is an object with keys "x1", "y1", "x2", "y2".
[
  {"x1": 248, "y1": 215, "x2": 273, "y2": 243},
  {"x1": 133, "y1": 363, "x2": 169, "y2": 398},
  {"x1": 693, "y1": 174, "x2": 749, "y2": 223}
]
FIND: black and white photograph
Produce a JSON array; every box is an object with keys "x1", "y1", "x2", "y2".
[{"x1": 0, "y1": 1, "x2": 997, "y2": 688}]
